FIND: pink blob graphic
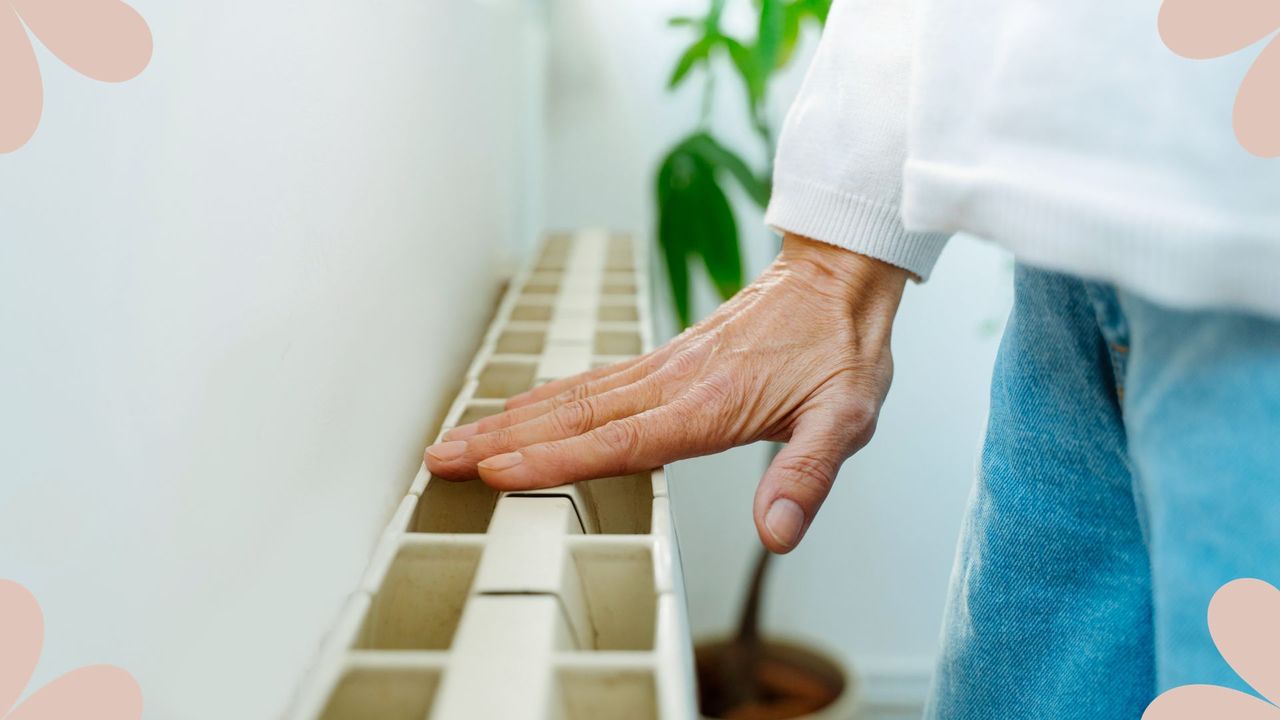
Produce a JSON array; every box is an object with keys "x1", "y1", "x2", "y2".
[
  {"x1": 1144, "y1": 685, "x2": 1280, "y2": 720},
  {"x1": 1143, "y1": 579, "x2": 1280, "y2": 719},
  {"x1": 1158, "y1": 0, "x2": 1280, "y2": 157},
  {"x1": 0, "y1": 6, "x2": 42, "y2": 154},
  {"x1": 1235, "y1": 38, "x2": 1280, "y2": 158},
  {"x1": 0, "y1": 0, "x2": 151, "y2": 153},
  {"x1": 0, "y1": 580, "x2": 143, "y2": 720}
]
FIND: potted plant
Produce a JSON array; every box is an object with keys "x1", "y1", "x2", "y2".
[
  {"x1": 694, "y1": 549, "x2": 858, "y2": 719},
  {"x1": 657, "y1": 8, "x2": 859, "y2": 716},
  {"x1": 655, "y1": 0, "x2": 830, "y2": 327}
]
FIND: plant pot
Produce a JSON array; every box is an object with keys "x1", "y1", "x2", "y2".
[{"x1": 695, "y1": 637, "x2": 859, "y2": 720}]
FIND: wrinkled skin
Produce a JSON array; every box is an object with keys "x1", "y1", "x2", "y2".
[{"x1": 426, "y1": 234, "x2": 907, "y2": 553}]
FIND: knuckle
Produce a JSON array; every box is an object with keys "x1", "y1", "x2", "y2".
[
  {"x1": 554, "y1": 399, "x2": 596, "y2": 436},
  {"x1": 695, "y1": 372, "x2": 737, "y2": 408},
  {"x1": 641, "y1": 377, "x2": 670, "y2": 408},
  {"x1": 660, "y1": 340, "x2": 710, "y2": 382},
  {"x1": 838, "y1": 397, "x2": 881, "y2": 447},
  {"x1": 843, "y1": 397, "x2": 879, "y2": 430},
  {"x1": 822, "y1": 376, "x2": 882, "y2": 445},
  {"x1": 554, "y1": 382, "x2": 593, "y2": 409},
  {"x1": 632, "y1": 355, "x2": 664, "y2": 383},
  {"x1": 676, "y1": 375, "x2": 737, "y2": 433},
  {"x1": 486, "y1": 426, "x2": 516, "y2": 453},
  {"x1": 556, "y1": 388, "x2": 584, "y2": 409},
  {"x1": 857, "y1": 410, "x2": 880, "y2": 442},
  {"x1": 775, "y1": 454, "x2": 836, "y2": 495},
  {"x1": 663, "y1": 349, "x2": 699, "y2": 379},
  {"x1": 597, "y1": 418, "x2": 643, "y2": 459}
]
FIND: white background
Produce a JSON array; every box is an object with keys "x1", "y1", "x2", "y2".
[{"x1": 0, "y1": 0, "x2": 1011, "y2": 717}]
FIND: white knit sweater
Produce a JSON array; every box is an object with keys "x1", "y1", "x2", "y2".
[{"x1": 766, "y1": 0, "x2": 1280, "y2": 317}]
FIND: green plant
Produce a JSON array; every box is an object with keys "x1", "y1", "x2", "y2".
[{"x1": 656, "y1": 0, "x2": 830, "y2": 327}]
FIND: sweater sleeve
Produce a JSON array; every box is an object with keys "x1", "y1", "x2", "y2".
[{"x1": 765, "y1": 0, "x2": 949, "y2": 280}]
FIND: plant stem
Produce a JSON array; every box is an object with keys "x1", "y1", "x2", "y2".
[
  {"x1": 699, "y1": 0, "x2": 723, "y2": 130},
  {"x1": 736, "y1": 546, "x2": 773, "y2": 643},
  {"x1": 700, "y1": 70, "x2": 716, "y2": 129},
  {"x1": 752, "y1": 108, "x2": 774, "y2": 168}
]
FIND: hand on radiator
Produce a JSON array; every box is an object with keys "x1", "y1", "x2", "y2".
[{"x1": 426, "y1": 234, "x2": 908, "y2": 553}]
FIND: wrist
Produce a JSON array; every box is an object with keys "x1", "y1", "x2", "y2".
[{"x1": 778, "y1": 233, "x2": 909, "y2": 313}]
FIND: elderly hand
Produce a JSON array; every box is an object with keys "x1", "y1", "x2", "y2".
[{"x1": 425, "y1": 234, "x2": 908, "y2": 552}]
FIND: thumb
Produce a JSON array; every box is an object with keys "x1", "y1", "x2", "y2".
[{"x1": 753, "y1": 415, "x2": 852, "y2": 554}]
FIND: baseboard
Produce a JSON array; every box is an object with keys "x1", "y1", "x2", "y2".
[{"x1": 856, "y1": 657, "x2": 934, "y2": 720}]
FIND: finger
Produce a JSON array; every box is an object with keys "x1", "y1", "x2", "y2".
[
  {"x1": 452, "y1": 365, "x2": 643, "y2": 440},
  {"x1": 502, "y1": 294, "x2": 740, "y2": 411},
  {"x1": 446, "y1": 352, "x2": 668, "y2": 442},
  {"x1": 427, "y1": 377, "x2": 664, "y2": 479},
  {"x1": 448, "y1": 337, "x2": 716, "y2": 445},
  {"x1": 476, "y1": 399, "x2": 711, "y2": 490},
  {"x1": 503, "y1": 356, "x2": 641, "y2": 411},
  {"x1": 752, "y1": 414, "x2": 855, "y2": 554},
  {"x1": 506, "y1": 340, "x2": 678, "y2": 411},
  {"x1": 442, "y1": 394, "x2": 562, "y2": 442}
]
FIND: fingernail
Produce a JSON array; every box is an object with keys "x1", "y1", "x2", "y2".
[
  {"x1": 426, "y1": 440, "x2": 467, "y2": 461},
  {"x1": 765, "y1": 498, "x2": 806, "y2": 549},
  {"x1": 444, "y1": 423, "x2": 480, "y2": 441},
  {"x1": 479, "y1": 452, "x2": 524, "y2": 472}
]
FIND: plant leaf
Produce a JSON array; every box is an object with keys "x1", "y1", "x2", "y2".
[
  {"x1": 722, "y1": 36, "x2": 764, "y2": 106},
  {"x1": 683, "y1": 132, "x2": 770, "y2": 208},
  {"x1": 708, "y1": 0, "x2": 728, "y2": 27},
  {"x1": 777, "y1": 0, "x2": 830, "y2": 67},
  {"x1": 777, "y1": 1, "x2": 804, "y2": 67},
  {"x1": 668, "y1": 15, "x2": 699, "y2": 27},
  {"x1": 669, "y1": 35, "x2": 716, "y2": 89},
  {"x1": 656, "y1": 148, "x2": 695, "y2": 327},
  {"x1": 804, "y1": 0, "x2": 832, "y2": 23},
  {"x1": 655, "y1": 140, "x2": 746, "y2": 325},
  {"x1": 756, "y1": 0, "x2": 785, "y2": 75},
  {"x1": 690, "y1": 161, "x2": 744, "y2": 301}
]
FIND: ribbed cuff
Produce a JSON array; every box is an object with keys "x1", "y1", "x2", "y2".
[{"x1": 765, "y1": 173, "x2": 951, "y2": 281}]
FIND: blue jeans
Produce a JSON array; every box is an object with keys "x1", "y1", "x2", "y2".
[{"x1": 925, "y1": 264, "x2": 1280, "y2": 719}]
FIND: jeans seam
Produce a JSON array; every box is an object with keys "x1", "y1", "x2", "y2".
[{"x1": 1083, "y1": 281, "x2": 1131, "y2": 402}]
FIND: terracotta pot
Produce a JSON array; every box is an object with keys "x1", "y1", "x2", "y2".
[{"x1": 694, "y1": 637, "x2": 859, "y2": 720}]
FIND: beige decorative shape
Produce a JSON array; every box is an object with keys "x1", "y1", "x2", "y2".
[
  {"x1": 1159, "y1": 0, "x2": 1280, "y2": 157},
  {"x1": 1143, "y1": 578, "x2": 1280, "y2": 719},
  {"x1": 0, "y1": 579, "x2": 143, "y2": 720},
  {"x1": 0, "y1": 0, "x2": 151, "y2": 153}
]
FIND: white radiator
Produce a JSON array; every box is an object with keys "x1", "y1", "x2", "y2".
[{"x1": 288, "y1": 230, "x2": 697, "y2": 720}]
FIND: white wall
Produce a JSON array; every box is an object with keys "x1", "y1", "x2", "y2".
[
  {"x1": 0, "y1": 1, "x2": 542, "y2": 718},
  {"x1": 541, "y1": 0, "x2": 1013, "y2": 712}
]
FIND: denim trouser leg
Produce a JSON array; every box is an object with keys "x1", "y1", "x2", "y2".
[
  {"x1": 925, "y1": 266, "x2": 1155, "y2": 719},
  {"x1": 1118, "y1": 292, "x2": 1280, "y2": 693},
  {"x1": 927, "y1": 263, "x2": 1280, "y2": 718}
]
